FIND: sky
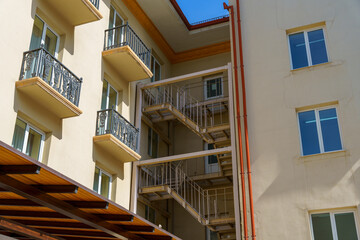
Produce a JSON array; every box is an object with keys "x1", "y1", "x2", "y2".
[{"x1": 176, "y1": 0, "x2": 229, "y2": 24}]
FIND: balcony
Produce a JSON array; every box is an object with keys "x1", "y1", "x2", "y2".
[
  {"x1": 16, "y1": 47, "x2": 82, "y2": 118},
  {"x1": 44, "y1": 0, "x2": 102, "y2": 26},
  {"x1": 93, "y1": 108, "x2": 141, "y2": 162},
  {"x1": 102, "y1": 23, "x2": 153, "y2": 82}
]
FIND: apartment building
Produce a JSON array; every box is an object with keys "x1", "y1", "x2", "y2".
[
  {"x1": 0, "y1": 0, "x2": 359, "y2": 239},
  {"x1": 0, "y1": 0, "x2": 234, "y2": 239}
]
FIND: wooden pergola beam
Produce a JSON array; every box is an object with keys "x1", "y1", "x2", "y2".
[
  {"x1": 39, "y1": 228, "x2": 112, "y2": 237},
  {"x1": 0, "y1": 165, "x2": 40, "y2": 174},
  {"x1": 0, "y1": 174, "x2": 145, "y2": 240},
  {"x1": 0, "y1": 199, "x2": 109, "y2": 209},
  {"x1": 0, "y1": 217, "x2": 62, "y2": 240},
  {"x1": 135, "y1": 147, "x2": 231, "y2": 167},
  {"x1": 15, "y1": 220, "x2": 92, "y2": 229}
]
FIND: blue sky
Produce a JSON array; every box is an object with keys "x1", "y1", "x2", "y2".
[{"x1": 176, "y1": 0, "x2": 229, "y2": 24}]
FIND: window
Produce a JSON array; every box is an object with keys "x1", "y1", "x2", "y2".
[
  {"x1": 205, "y1": 76, "x2": 223, "y2": 100},
  {"x1": 145, "y1": 205, "x2": 156, "y2": 224},
  {"x1": 101, "y1": 80, "x2": 118, "y2": 110},
  {"x1": 12, "y1": 118, "x2": 45, "y2": 161},
  {"x1": 147, "y1": 128, "x2": 158, "y2": 158},
  {"x1": 206, "y1": 228, "x2": 218, "y2": 240},
  {"x1": 288, "y1": 28, "x2": 328, "y2": 69},
  {"x1": 108, "y1": 6, "x2": 124, "y2": 48},
  {"x1": 150, "y1": 55, "x2": 161, "y2": 82},
  {"x1": 93, "y1": 167, "x2": 112, "y2": 198},
  {"x1": 298, "y1": 107, "x2": 342, "y2": 156},
  {"x1": 205, "y1": 143, "x2": 218, "y2": 174},
  {"x1": 29, "y1": 15, "x2": 59, "y2": 56},
  {"x1": 310, "y1": 211, "x2": 359, "y2": 240}
]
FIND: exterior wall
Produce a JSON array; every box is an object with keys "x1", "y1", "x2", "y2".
[
  {"x1": 0, "y1": 0, "x2": 176, "y2": 210},
  {"x1": 172, "y1": 201, "x2": 206, "y2": 240},
  {"x1": 230, "y1": 0, "x2": 360, "y2": 238}
]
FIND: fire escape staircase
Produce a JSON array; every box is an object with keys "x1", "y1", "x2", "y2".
[
  {"x1": 140, "y1": 84, "x2": 236, "y2": 239},
  {"x1": 142, "y1": 86, "x2": 231, "y2": 145},
  {"x1": 139, "y1": 162, "x2": 236, "y2": 239}
]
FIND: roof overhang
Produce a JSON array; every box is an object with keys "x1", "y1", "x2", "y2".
[
  {"x1": 0, "y1": 141, "x2": 180, "y2": 240},
  {"x1": 122, "y1": 0, "x2": 230, "y2": 64},
  {"x1": 168, "y1": 0, "x2": 229, "y2": 30}
]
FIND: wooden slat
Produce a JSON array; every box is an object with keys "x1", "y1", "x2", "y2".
[
  {"x1": 15, "y1": 220, "x2": 92, "y2": 229},
  {"x1": 0, "y1": 199, "x2": 109, "y2": 209},
  {"x1": 33, "y1": 185, "x2": 78, "y2": 194},
  {"x1": 0, "y1": 165, "x2": 40, "y2": 174},
  {"x1": 0, "y1": 217, "x2": 62, "y2": 240}
]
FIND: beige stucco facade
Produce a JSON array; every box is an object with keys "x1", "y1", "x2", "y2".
[{"x1": 229, "y1": 0, "x2": 360, "y2": 239}]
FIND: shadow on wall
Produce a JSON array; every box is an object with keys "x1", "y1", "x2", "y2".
[
  {"x1": 92, "y1": 144, "x2": 125, "y2": 180},
  {"x1": 13, "y1": 90, "x2": 63, "y2": 140},
  {"x1": 31, "y1": 0, "x2": 75, "y2": 56}
]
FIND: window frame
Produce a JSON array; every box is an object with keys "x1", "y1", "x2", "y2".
[
  {"x1": 150, "y1": 55, "x2": 161, "y2": 82},
  {"x1": 147, "y1": 127, "x2": 159, "y2": 158},
  {"x1": 93, "y1": 167, "x2": 112, "y2": 199},
  {"x1": 108, "y1": 5, "x2": 125, "y2": 45},
  {"x1": 204, "y1": 75, "x2": 224, "y2": 100},
  {"x1": 204, "y1": 143, "x2": 219, "y2": 174},
  {"x1": 145, "y1": 205, "x2": 156, "y2": 224},
  {"x1": 101, "y1": 79, "x2": 118, "y2": 110},
  {"x1": 309, "y1": 210, "x2": 359, "y2": 240},
  {"x1": 12, "y1": 117, "x2": 45, "y2": 162},
  {"x1": 31, "y1": 15, "x2": 60, "y2": 58},
  {"x1": 288, "y1": 26, "x2": 329, "y2": 70},
  {"x1": 297, "y1": 106, "x2": 343, "y2": 156}
]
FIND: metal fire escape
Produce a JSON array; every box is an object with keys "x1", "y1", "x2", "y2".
[{"x1": 136, "y1": 65, "x2": 237, "y2": 240}]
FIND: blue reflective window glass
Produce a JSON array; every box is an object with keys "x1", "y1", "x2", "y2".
[
  {"x1": 319, "y1": 108, "x2": 342, "y2": 152},
  {"x1": 289, "y1": 32, "x2": 308, "y2": 69},
  {"x1": 298, "y1": 110, "x2": 321, "y2": 155},
  {"x1": 308, "y1": 29, "x2": 328, "y2": 65}
]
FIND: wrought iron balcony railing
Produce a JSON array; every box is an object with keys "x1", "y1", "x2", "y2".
[
  {"x1": 104, "y1": 23, "x2": 151, "y2": 68},
  {"x1": 89, "y1": 0, "x2": 99, "y2": 9},
  {"x1": 19, "y1": 47, "x2": 82, "y2": 107},
  {"x1": 95, "y1": 108, "x2": 139, "y2": 151}
]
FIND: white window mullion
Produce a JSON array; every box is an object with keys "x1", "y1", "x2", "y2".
[
  {"x1": 304, "y1": 31, "x2": 312, "y2": 66},
  {"x1": 98, "y1": 169, "x2": 102, "y2": 195},
  {"x1": 22, "y1": 125, "x2": 30, "y2": 154},
  {"x1": 315, "y1": 109, "x2": 325, "y2": 153},
  {"x1": 106, "y1": 84, "x2": 110, "y2": 109},
  {"x1": 40, "y1": 23, "x2": 47, "y2": 48},
  {"x1": 330, "y1": 213, "x2": 339, "y2": 240}
]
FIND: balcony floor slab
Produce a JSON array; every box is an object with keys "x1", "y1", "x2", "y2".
[
  {"x1": 16, "y1": 77, "x2": 82, "y2": 119},
  {"x1": 44, "y1": 0, "x2": 102, "y2": 26},
  {"x1": 102, "y1": 46, "x2": 153, "y2": 82},
  {"x1": 93, "y1": 134, "x2": 141, "y2": 163}
]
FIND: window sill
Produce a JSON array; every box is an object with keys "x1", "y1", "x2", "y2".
[
  {"x1": 299, "y1": 150, "x2": 348, "y2": 162},
  {"x1": 290, "y1": 61, "x2": 341, "y2": 73}
]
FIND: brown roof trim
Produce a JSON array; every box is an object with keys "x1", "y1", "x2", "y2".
[
  {"x1": 121, "y1": 0, "x2": 230, "y2": 64},
  {"x1": 169, "y1": 0, "x2": 229, "y2": 30},
  {"x1": 173, "y1": 41, "x2": 231, "y2": 64}
]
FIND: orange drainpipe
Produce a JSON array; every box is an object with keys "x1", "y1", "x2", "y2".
[
  {"x1": 223, "y1": 3, "x2": 248, "y2": 239},
  {"x1": 225, "y1": 1, "x2": 257, "y2": 239},
  {"x1": 235, "y1": 0, "x2": 257, "y2": 238}
]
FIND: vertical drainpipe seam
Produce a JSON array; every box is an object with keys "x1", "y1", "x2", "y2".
[
  {"x1": 223, "y1": 3, "x2": 248, "y2": 239},
  {"x1": 235, "y1": 0, "x2": 256, "y2": 238}
]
